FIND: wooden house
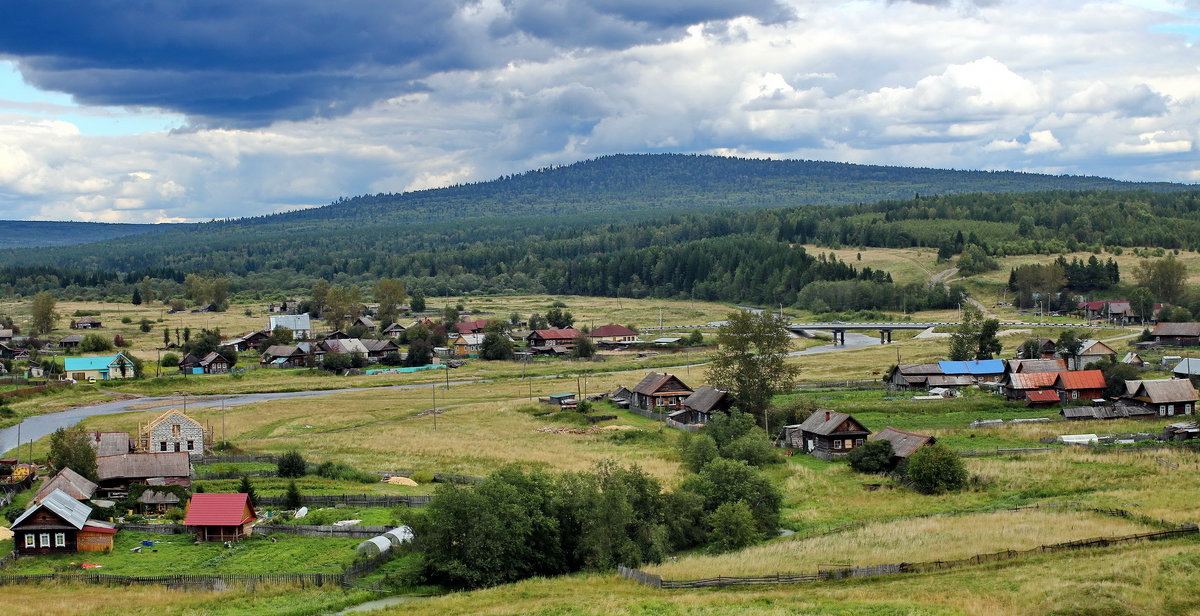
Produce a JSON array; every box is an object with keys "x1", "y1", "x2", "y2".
[
  {"x1": 64, "y1": 352, "x2": 136, "y2": 381},
  {"x1": 267, "y1": 315, "x2": 312, "y2": 340},
  {"x1": 352, "y1": 316, "x2": 377, "y2": 331},
  {"x1": 0, "y1": 342, "x2": 17, "y2": 361},
  {"x1": 870, "y1": 427, "x2": 936, "y2": 464},
  {"x1": 87, "y1": 432, "x2": 131, "y2": 457},
  {"x1": 1122, "y1": 352, "x2": 1146, "y2": 367},
  {"x1": 1121, "y1": 379, "x2": 1198, "y2": 417},
  {"x1": 0, "y1": 328, "x2": 11, "y2": 343},
  {"x1": 782, "y1": 410, "x2": 870, "y2": 460},
  {"x1": 184, "y1": 493, "x2": 257, "y2": 542},
  {"x1": 1002, "y1": 371, "x2": 1061, "y2": 400},
  {"x1": 588, "y1": 324, "x2": 639, "y2": 343},
  {"x1": 382, "y1": 323, "x2": 406, "y2": 339},
  {"x1": 451, "y1": 333, "x2": 487, "y2": 356},
  {"x1": 198, "y1": 352, "x2": 231, "y2": 374},
  {"x1": 1152, "y1": 322, "x2": 1200, "y2": 347},
  {"x1": 938, "y1": 360, "x2": 1006, "y2": 384},
  {"x1": 1006, "y1": 358, "x2": 1067, "y2": 373},
  {"x1": 527, "y1": 328, "x2": 582, "y2": 349},
  {"x1": 1020, "y1": 338, "x2": 1057, "y2": 359},
  {"x1": 10, "y1": 488, "x2": 116, "y2": 555},
  {"x1": 630, "y1": 372, "x2": 694, "y2": 412},
  {"x1": 59, "y1": 334, "x2": 84, "y2": 350},
  {"x1": 177, "y1": 353, "x2": 202, "y2": 373},
  {"x1": 668, "y1": 386, "x2": 730, "y2": 425},
  {"x1": 96, "y1": 452, "x2": 191, "y2": 498},
  {"x1": 885, "y1": 364, "x2": 944, "y2": 390},
  {"x1": 1052, "y1": 370, "x2": 1107, "y2": 403},
  {"x1": 1025, "y1": 389, "x2": 1062, "y2": 407},
  {"x1": 219, "y1": 330, "x2": 270, "y2": 352},
  {"x1": 261, "y1": 343, "x2": 322, "y2": 368},
  {"x1": 137, "y1": 409, "x2": 212, "y2": 458},
  {"x1": 72, "y1": 316, "x2": 102, "y2": 329},
  {"x1": 454, "y1": 320, "x2": 490, "y2": 335},
  {"x1": 137, "y1": 490, "x2": 182, "y2": 514},
  {"x1": 361, "y1": 338, "x2": 400, "y2": 360},
  {"x1": 35, "y1": 468, "x2": 98, "y2": 503},
  {"x1": 1070, "y1": 340, "x2": 1117, "y2": 370}
]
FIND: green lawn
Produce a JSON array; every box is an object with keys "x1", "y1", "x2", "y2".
[{"x1": 4, "y1": 531, "x2": 360, "y2": 575}]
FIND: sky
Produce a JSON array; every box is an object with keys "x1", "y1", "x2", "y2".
[{"x1": 0, "y1": 0, "x2": 1197, "y2": 224}]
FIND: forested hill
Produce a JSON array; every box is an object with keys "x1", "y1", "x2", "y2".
[
  {"x1": 0, "y1": 220, "x2": 160, "y2": 248},
  {"x1": 244, "y1": 153, "x2": 1188, "y2": 227}
]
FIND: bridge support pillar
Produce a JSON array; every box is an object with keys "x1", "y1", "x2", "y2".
[
  {"x1": 879, "y1": 329, "x2": 892, "y2": 344},
  {"x1": 833, "y1": 329, "x2": 845, "y2": 345}
]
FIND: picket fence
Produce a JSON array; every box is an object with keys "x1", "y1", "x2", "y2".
[
  {"x1": 256, "y1": 494, "x2": 432, "y2": 508},
  {"x1": 253, "y1": 525, "x2": 393, "y2": 539}
]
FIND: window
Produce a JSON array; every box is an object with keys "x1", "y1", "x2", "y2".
[
  {"x1": 54, "y1": 533, "x2": 65, "y2": 547},
  {"x1": 39, "y1": 533, "x2": 50, "y2": 547},
  {"x1": 187, "y1": 440, "x2": 194, "y2": 450},
  {"x1": 160, "y1": 441, "x2": 168, "y2": 452},
  {"x1": 24, "y1": 534, "x2": 35, "y2": 548},
  {"x1": 1160, "y1": 405, "x2": 1167, "y2": 416},
  {"x1": 1071, "y1": 391, "x2": 1079, "y2": 399},
  {"x1": 844, "y1": 440, "x2": 854, "y2": 450},
  {"x1": 1188, "y1": 404, "x2": 1193, "y2": 415},
  {"x1": 833, "y1": 439, "x2": 842, "y2": 449},
  {"x1": 857, "y1": 439, "x2": 865, "y2": 446},
  {"x1": 172, "y1": 424, "x2": 181, "y2": 436}
]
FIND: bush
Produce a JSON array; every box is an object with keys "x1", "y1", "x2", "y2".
[
  {"x1": 277, "y1": 450, "x2": 307, "y2": 478},
  {"x1": 160, "y1": 353, "x2": 179, "y2": 368},
  {"x1": 120, "y1": 316, "x2": 132, "y2": 324},
  {"x1": 681, "y1": 433, "x2": 719, "y2": 473},
  {"x1": 78, "y1": 333, "x2": 114, "y2": 353},
  {"x1": 721, "y1": 431, "x2": 783, "y2": 466},
  {"x1": 315, "y1": 461, "x2": 378, "y2": 483},
  {"x1": 679, "y1": 458, "x2": 781, "y2": 535},
  {"x1": 904, "y1": 444, "x2": 967, "y2": 494},
  {"x1": 139, "y1": 318, "x2": 152, "y2": 333},
  {"x1": 410, "y1": 469, "x2": 436, "y2": 484},
  {"x1": 848, "y1": 439, "x2": 895, "y2": 474},
  {"x1": 706, "y1": 500, "x2": 760, "y2": 553}
]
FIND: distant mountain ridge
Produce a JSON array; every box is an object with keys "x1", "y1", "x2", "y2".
[
  {"x1": 2, "y1": 153, "x2": 1192, "y2": 249},
  {"x1": 0, "y1": 220, "x2": 161, "y2": 248}
]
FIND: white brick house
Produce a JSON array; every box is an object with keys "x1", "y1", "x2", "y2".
[{"x1": 137, "y1": 410, "x2": 211, "y2": 459}]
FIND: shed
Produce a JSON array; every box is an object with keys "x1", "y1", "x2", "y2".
[
  {"x1": 184, "y1": 493, "x2": 256, "y2": 541},
  {"x1": 35, "y1": 468, "x2": 98, "y2": 503},
  {"x1": 137, "y1": 489, "x2": 182, "y2": 514},
  {"x1": 1025, "y1": 389, "x2": 1061, "y2": 407},
  {"x1": 870, "y1": 427, "x2": 935, "y2": 462}
]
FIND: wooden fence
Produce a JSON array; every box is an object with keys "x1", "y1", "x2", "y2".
[
  {"x1": 627, "y1": 407, "x2": 667, "y2": 421},
  {"x1": 958, "y1": 447, "x2": 1055, "y2": 457},
  {"x1": 253, "y1": 524, "x2": 393, "y2": 539},
  {"x1": 116, "y1": 523, "x2": 187, "y2": 534},
  {"x1": 619, "y1": 526, "x2": 1198, "y2": 590},
  {"x1": 664, "y1": 418, "x2": 701, "y2": 433},
  {"x1": 193, "y1": 454, "x2": 280, "y2": 465},
  {"x1": 0, "y1": 571, "x2": 346, "y2": 591},
  {"x1": 0, "y1": 381, "x2": 71, "y2": 400},
  {"x1": 795, "y1": 380, "x2": 886, "y2": 391},
  {"x1": 256, "y1": 494, "x2": 432, "y2": 508}
]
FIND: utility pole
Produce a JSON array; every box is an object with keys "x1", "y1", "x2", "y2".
[
  {"x1": 432, "y1": 382, "x2": 437, "y2": 431},
  {"x1": 221, "y1": 398, "x2": 226, "y2": 447}
]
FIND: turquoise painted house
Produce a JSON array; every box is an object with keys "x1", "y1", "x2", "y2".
[{"x1": 64, "y1": 352, "x2": 136, "y2": 381}]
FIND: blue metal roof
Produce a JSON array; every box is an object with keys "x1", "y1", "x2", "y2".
[
  {"x1": 64, "y1": 353, "x2": 126, "y2": 372},
  {"x1": 938, "y1": 359, "x2": 1006, "y2": 375}
]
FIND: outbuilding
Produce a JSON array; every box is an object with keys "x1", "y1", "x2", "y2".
[{"x1": 184, "y1": 493, "x2": 257, "y2": 542}]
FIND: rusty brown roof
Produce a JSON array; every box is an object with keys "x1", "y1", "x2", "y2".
[
  {"x1": 871, "y1": 427, "x2": 935, "y2": 458},
  {"x1": 36, "y1": 468, "x2": 98, "y2": 502},
  {"x1": 1127, "y1": 379, "x2": 1199, "y2": 404},
  {"x1": 683, "y1": 386, "x2": 728, "y2": 414},
  {"x1": 97, "y1": 453, "x2": 190, "y2": 481},
  {"x1": 794, "y1": 410, "x2": 870, "y2": 436},
  {"x1": 632, "y1": 372, "x2": 693, "y2": 396}
]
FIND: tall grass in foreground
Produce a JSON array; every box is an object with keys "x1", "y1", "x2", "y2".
[{"x1": 647, "y1": 508, "x2": 1153, "y2": 578}]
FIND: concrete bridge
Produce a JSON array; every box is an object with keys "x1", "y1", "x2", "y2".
[
  {"x1": 789, "y1": 321, "x2": 1120, "y2": 344},
  {"x1": 789, "y1": 322, "x2": 955, "y2": 344}
]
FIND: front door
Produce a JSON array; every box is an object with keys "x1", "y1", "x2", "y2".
[{"x1": 806, "y1": 439, "x2": 814, "y2": 452}]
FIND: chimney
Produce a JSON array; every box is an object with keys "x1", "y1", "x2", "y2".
[{"x1": 824, "y1": 411, "x2": 830, "y2": 421}]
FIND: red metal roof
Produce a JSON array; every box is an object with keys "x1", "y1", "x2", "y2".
[
  {"x1": 530, "y1": 328, "x2": 582, "y2": 340},
  {"x1": 589, "y1": 324, "x2": 638, "y2": 337},
  {"x1": 1008, "y1": 372, "x2": 1061, "y2": 390},
  {"x1": 1055, "y1": 370, "x2": 1107, "y2": 390},
  {"x1": 184, "y1": 493, "x2": 256, "y2": 527},
  {"x1": 1026, "y1": 390, "x2": 1060, "y2": 403}
]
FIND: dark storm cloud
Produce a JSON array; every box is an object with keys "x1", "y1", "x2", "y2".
[{"x1": 0, "y1": 0, "x2": 790, "y2": 127}]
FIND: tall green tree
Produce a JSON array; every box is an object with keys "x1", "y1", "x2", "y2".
[
  {"x1": 706, "y1": 311, "x2": 800, "y2": 426},
  {"x1": 975, "y1": 316, "x2": 1002, "y2": 360},
  {"x1": 48, "y1": 427, "x2": 98, "y2": 481},
  {"x1": 30, "y1": 291, "x2": 58, "y2": 335},
  {"x1": 409, "y1": 289, "x2": 426, "y2": 313},
  {"x1": 904, "y1": 444, "x2": 967, "y2": 494},
  {"x1": 480, "y1": 330, "x2": 515, "y2": 360},
  {"x1": 322, "y1": 286, "x2": 362, "y2": 331},
  {"x1": 237, "y1": 475, "x2": 259, "y2": 509},
  {"x1": 1134, "y1": 256, "x2": 1187, "y2": 304},
  {"x1": 373, "y1": 278, "x2": 407, "y2": 325}
]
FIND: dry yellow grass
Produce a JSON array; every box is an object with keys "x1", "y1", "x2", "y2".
[
  {"x1": 799, "y1": 245, "x2": 942, "y2": 286},
  {"x1": 647, "y1": 508, "x2": 1153, "y2": 578},
  {"x1": 438, "y1": 294, "x2": 740, "y2": 330},
  {"x1": 77, "y1": 368, "x2": 687, "y2": 480}
]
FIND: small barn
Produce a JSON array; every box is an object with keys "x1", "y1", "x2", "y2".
[
  {"x1": 669, "y1": 386, "x2": 730, "y2": 425},
  {"x1": 870, "y1": 427, "x2": 936, "y2": 463},
  {"x1": 35, "y1": 468, "x2": 98, "y2": 503},
  {"x1": 137, "y1": 489, "x2": 182, "y2": 514},
  {"x1": 782, "y1": 410, "x2": 871, "y2": 460},
  {"x1": 184, "y1": 493, "x2": 257, "y2": 542}
]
